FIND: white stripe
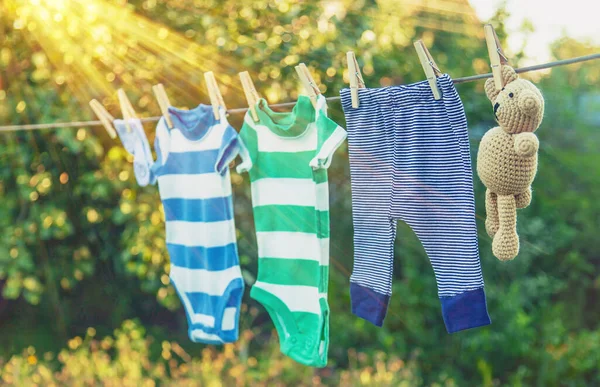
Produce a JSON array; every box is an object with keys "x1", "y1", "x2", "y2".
[
  {"x1": 315, "y1": 183, "x2": 329, "y2": 211},
  {"x1": 256, "y1": 232, "x2": 320, "y2": 260},
  {"x1": 168, "y1": 122, "x2": 225, "y2": 153},
  {"x1": 319, "y1": 238, "x2": 330, "y2": 265},
  {"x1": 250, "y1": 178, "x2": 312, "y2": 207},
  {"x1": 165, "y1": 220, "x2": 236, "y2": 247},
  {"x1": 252, "y1": 120, "x2": 318, "y2": 153},
  {"x1": 254, "y1": 281, "x2": 320, "y2": 314},
  {"x1": 221, "y1": 307, "x2": 237, "y2": 331},
  {"x1": 169, "y1": 265, "x2": 242, "y2": 295},
  {"x1": 158, "y1": 173, "x2": 230, "y2": 200},
  {"x1": 189, "y1": 312, "x2": 215, "y2": 327},
  {"x1": 190, "y1": 329, "x2": 223, "y2": 343},
  {"x1": 250, "y1": 178, "x2": 329, "y2": 211}
]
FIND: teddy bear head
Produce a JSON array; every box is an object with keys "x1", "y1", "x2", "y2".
[{"x1": 484, "y1": 66, "x2": 544, "y2": 134}]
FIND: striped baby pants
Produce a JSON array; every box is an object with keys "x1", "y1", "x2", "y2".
[{"x1": 340, "y1": 75, "x2": 491, "y2": 333}]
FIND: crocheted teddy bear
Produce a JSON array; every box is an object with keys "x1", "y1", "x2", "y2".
[{"x1": 477, "y1": 65, "x2": 544, "y2": 261}]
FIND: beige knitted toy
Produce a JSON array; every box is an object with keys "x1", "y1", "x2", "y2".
[{"x1": 477, "y1": 65, "x2": 544, "y2": 261}]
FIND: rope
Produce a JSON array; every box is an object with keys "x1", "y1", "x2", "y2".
[{"x1": 1, "y1": 53, "x2": 599, "y2": 133}]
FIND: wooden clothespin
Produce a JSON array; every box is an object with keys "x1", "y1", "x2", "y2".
[
  {"x1": 204, "y1": 71, "x2": 227, "y2": 120},
  {"x1": 484, "y1": 24, "x2": 509, "y2": 90},
  {"x1": 295, "y1": 63, "x2": 321, "y2": 108},
  {"x1": 152, "y1": 83, "x2": 174, "y2": 128},
  {"x1": 414, "y1": 40, "x2": 442, "y2": 100},
  {"x1": 89, "y1": 99, "x2": 117, "y2": 139},
  {"x1": 239, "y1": 71, "x2": 260, "y2": 121},
  {"x1": 346, "y1": 51, "x2": 365, "y2": 108},
  {"x1": 117, "y1": 88, "x2": 138, "y2": 132}
]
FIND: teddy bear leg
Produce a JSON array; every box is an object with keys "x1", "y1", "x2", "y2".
[
  {"x1": 485, "y1": 189, "x2": 500, "y2": 237},
  {"x1": 515, "y1": 187, "x2": 532, "y2": 209},
  {"x1": 492, "y1": 194, "x2": 520, "y2": 261}
]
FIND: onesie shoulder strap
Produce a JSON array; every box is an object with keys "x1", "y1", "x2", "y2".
[
  {"x1": 214, "y1": 106, "x2": 242, "y2": 175},
  {"x1": 314, "y1": 94, "x2": 328, "y2": 119},
  {"x1": 216, "y1": 106, "x2": 231, "y2": 134},
  {"x1": 310, "y1": 95, "x2": 347, "y2": 170},
  {"x1": 153, "y1": 116, "x2": 172, "y2": 168}
]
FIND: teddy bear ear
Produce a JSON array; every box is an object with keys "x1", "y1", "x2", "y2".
[
  {"x1": 484, "y1": 78, "x2": 500, "y2": 101},
  {"x1": 501, "y1": 65, "x2": 519, "y2": 86}
]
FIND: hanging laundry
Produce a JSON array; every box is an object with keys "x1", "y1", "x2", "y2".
[
  {"x1": 340, "y1": 75, "x2": 491, "y2": 334},
  {"x1": 151, "y1": 104, "x2": 244, "y2": 344},
  {"x1": 236, "y1": 95, "x2": 346, "y2": 367},
  {"x1": 113, "y1": 118, "x2": 155, "y2": 186}
]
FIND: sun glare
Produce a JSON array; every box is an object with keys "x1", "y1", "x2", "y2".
[{"x1": 3, "y1": 0, "x2": 245, "y2": 113}]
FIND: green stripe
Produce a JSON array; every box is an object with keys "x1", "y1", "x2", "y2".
[
  {"x1": 254, "y1": 205, "x2": 318, "y2": 233},
  {"x1": 239, "y1": 122, "x2": 259, "y2": 164},
  {"x1": 316, "y1": 209, "x2": 330, "y2": 237},
  {"x1": 252, "y1": 206, "x2": 330, "y2": 235},
  {"x1": 312, "y1": 168, "x2": 328, "y2": 185},
  {"x1": 252, "y1": 151, "x2": 314, "y2": 180},
  {"x1": 320, "y1": 265, "x2": 329, "y2": 293},
  {"x1": 292, "y1": 311, "x2": 323, "y2": 326},
  {"x1": 257, "y1": 258, "x2": 321, "y2": 287},
  {"x1": 262, "y1": 151, "x2": 314, "y2": 178}
]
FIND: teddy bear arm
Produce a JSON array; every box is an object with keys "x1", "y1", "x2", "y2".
[
  {"x1": 485, "y1": 189, "x2": 500, "y2": 237},
  {"x1": 514, "y1": 132, "x2": 539, "y2": 157}
]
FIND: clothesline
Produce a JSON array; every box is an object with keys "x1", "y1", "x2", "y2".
[{"x1": 0, "y1": 53, "x2": 598, "y2": 133}]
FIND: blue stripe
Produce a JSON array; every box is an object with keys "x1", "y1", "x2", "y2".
[
  {"x1": 163, "y1": 197, "x2": 233, "y2": 222},
  {"x1": 160, "y1": 149, "x2": 220, "y2": 175},
  {"x1": 185, "y1": 283, "x2": 244, "y2": 317},
  {"x1": 167, "y1": 243, "x2": 239, "y2": 269}
]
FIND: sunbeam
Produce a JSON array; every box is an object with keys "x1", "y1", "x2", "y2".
[{"x1": 3, "y1": 0, "x2": 249, "y2": 116}]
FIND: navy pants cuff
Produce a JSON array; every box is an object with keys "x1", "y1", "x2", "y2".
[
  {"x1": 350, "y1": 282, "x2": 390, "y2": 327},
  {"x1": 440, "y1": 288, "x2": 491, "y2": 333}
]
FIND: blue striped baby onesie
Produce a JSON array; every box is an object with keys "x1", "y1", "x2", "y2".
[
  {"x1": 152, "y1": 104, "x2": 244, "y2": 344},
  {"x1": 340, "y1": 75, "x2": 491, "y2": 333}
]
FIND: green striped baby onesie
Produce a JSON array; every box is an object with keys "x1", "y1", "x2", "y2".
[{"x1": 236, "y1": 95, "x2": 346, "y2": 367}]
